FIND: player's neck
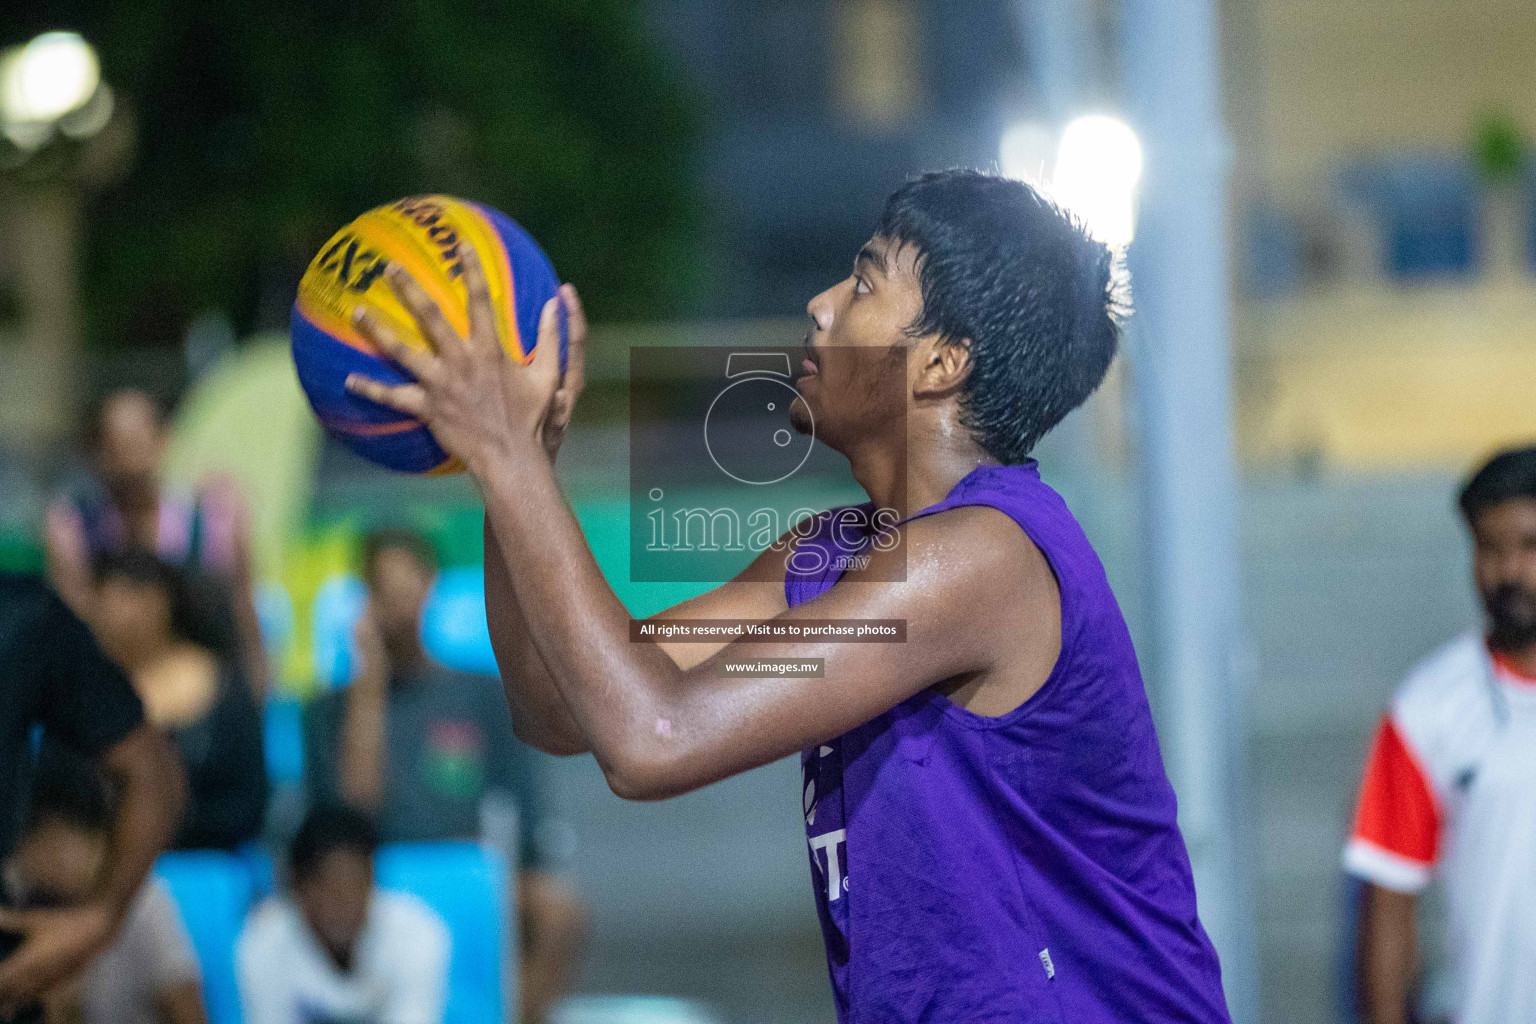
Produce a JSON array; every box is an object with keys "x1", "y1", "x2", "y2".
[{"x1": 847, "y1": 436, "x2": 997, "y2": 517}]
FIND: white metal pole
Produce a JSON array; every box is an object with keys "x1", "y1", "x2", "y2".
[
  {"x1": 1014, "y1": 0, "x2": 1097, "y2": 119},
  {"x1": 1120, "y1": 0, "x2": 1260, "y2": 1020},
  {"x1": 1012, "y1": 0, "x2": 1101, "y2": 475}
]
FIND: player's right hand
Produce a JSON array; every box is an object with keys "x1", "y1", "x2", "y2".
[{"x1": 540, "y1": 283, "x2": 586, "y2": 462}]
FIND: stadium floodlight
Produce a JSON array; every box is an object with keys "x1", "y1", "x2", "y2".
[
  {"x1": 1051, "y1": 114, "x2": 1143, "y2": 249},
  {"x1": 0, "y1": 32, "x2": 103, "y2": 151}
]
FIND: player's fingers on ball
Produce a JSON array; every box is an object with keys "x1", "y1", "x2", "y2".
[
  {"x1": 352, "y1": 308, "x2": 436, "y2": 382},
  {"x1": 530, "y1": 295, "x2": 562, "y2": 385},
  {"x1": 558, "y1": 284, "x2": 587, "y2": 394},
  {"x1": 549, "y1": 389, "x2": 572, "y2": 429},
  {"x1": 559, "y1": 282, "x2": 588, "y2": 340},
  {"x1": 546, "y1": 392, "x2": 570, "y2": 430},
  {"x1": 458, "y1": 244, "x2": 497, "y2": 351},
  {"x1": 552, "y1": 389, "x2": 577, "y2": 426},
  {"x1": 385, "y1": 264, "x2": 462, "y2": 358},
  {"x1": 345, "y1": 376, "x2": 429, "y2": 418}
]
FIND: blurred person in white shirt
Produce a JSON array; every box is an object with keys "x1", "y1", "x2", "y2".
[
  {"x1": 4, "y1": 755, "x2": 204, "y2": 1024},
  {"x1": 236, "y1": 804, "x2": 448, "y2": 1024},
  {"x1": 1346, "y1": 446, "x2": 1536, "y2": 1024}
]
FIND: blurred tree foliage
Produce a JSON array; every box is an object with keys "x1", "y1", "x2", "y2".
[
  {"x1": 1472, "y1": 110, "x2": 1527, "y2": 186},
  {"x1": 12, "y1": 0, "x2": 702, "y2": 347}
]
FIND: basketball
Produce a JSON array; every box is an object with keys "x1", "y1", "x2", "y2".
[{"x1": 290, "y1": 195, "x2": 567, "y2": 474}]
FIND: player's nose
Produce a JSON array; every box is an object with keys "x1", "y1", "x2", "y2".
[{"x1": 806, "y1": 286, "x2": 835, "y2": 333}]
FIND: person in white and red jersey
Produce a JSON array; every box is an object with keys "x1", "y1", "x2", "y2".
[{"x1": 1346, "y1": 445, "x2": 1536, "y2": 1024}]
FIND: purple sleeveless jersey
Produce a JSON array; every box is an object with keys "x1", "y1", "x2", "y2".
[{"x1": 789, "y1": 463, "x2": 1230, "y2": 1023}]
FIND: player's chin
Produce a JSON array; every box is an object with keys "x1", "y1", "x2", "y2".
[{"x1": 789, "y1": 396, "x2": 816, "y2": 436}]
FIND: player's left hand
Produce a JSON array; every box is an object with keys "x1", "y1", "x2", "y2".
[{"x1": 344, "y1": 244, "x2": 570, "y2": 479}]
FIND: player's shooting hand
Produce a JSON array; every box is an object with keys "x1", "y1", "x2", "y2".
[
  {"x1": 344, "y1": 244, "x2": 566, "y2": 478},
  {"x1": 0, "y1": 902, "x2": 115, "y2": 1018},
  {"x1": 541, "y1": 283, "x2": 586, "y2": 462}
]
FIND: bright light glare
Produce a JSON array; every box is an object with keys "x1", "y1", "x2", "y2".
[
  {"x1": 1, "y1": 119, "x2": 50, "y2": 151},
  {"x1": 0, "y1": 32, "x2": 101, "y2": 131},
  {"x1": 58, "y1": 82, "x2": 113, "y2": 139},
  {"x1": 999, "y1": 122, "x2": 1055, "y2": 188},
  {"x1": 1051, "y1": 115, "x2": 1143, "y2": 248}
]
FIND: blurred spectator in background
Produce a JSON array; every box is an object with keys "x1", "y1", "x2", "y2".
[
  {"x1": 1346, "y1": 446, "x2": 1536, "y2": 1024},
  {"x1": 0, "y1": 572, "x2": 183, "y2": 1017},
  {"x1": 237, "y1": 803, "x2": 448, "y2": 1024},
  {"x1": 43, "y1": 389, "x2": 269, "y2": 699},
  {"x1": 4, "y1": 757, "x2": 205, "y2": 1024},
  {"x1": 304, "y1": 529, "x2": 584, "y2": 1024},
  {"x1": 81, "y1": 551, "x2": 265, "y2": 850}
]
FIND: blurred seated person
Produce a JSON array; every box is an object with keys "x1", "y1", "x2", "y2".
[
  {"x1": 305, "y1": 529, "x2": 584, "y2": 1024},
  {"x1": 44, "y1": 388, "x2": 269, "y2": 697},
  {"x1": 4, "y1": 756, "x2": 205, "y2": 1024},
  {"x1": 236, "y1": 804, "x2": 448, "y2": 1024},
  {"x1": 84, "y1": 551, "x2": 266, "y2": 850},
  {"x1": 0, "y1": 573, "x2": 184, "y2": 1018}
]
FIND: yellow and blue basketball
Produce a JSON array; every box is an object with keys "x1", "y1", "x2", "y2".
[{"x1": 290, "y1": 195, "x2": 567, "y2": 474}]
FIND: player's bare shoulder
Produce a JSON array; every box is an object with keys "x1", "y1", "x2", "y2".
[
  {"x1": 843, "y1": 504, "x2": 1061, "y2": 716},
  {"x1": 851, "y1": 504, "x2": 1056, "y2": 598}
]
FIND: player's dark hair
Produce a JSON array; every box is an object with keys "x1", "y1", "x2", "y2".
[
  {"x1": 874, "y1": 169, "x2": 1123, "y2": 464},
  {"x1": 361, "y1": 527, "x2": 438, "y2": 585},
  {"x1": 1460, "y1": 446, "x2": 1536, "y2": 527},
  {"x1": 290, "y1": 804, "x2": 378, "y2": 884}
]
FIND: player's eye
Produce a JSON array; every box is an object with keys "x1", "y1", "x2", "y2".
[{"x1": 854, "y1": 275, "x2": 871, "y2": 295}]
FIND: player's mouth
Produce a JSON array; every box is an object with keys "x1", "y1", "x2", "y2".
[{"x1": 799, "y1": 337, "x2": 820, "y2": 378}]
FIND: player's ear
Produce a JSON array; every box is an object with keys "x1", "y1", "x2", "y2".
[{"x1": 913, "y1": 335, "x2": 971, "y2": 398}]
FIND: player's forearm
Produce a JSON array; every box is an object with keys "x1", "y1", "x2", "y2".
[
  {"x1": 1358, "y1": 883, "x2": 1416, "y2": 1024},
  {"x1": 479, "y1": 452, "x2": 687, "y2": 791},
  {"x1": 97, "y1": 726, "x2": 185, "y2": 919},
  {"x1": 482, "y1": 517, "x2": 589, "y2": 755}
]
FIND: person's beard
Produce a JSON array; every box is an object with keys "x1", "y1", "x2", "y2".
[{"x1": 1483, "y1": 581, "x2": 1536, "y2": 652}]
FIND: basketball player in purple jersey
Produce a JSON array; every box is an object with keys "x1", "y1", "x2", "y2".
[{"x1": 346, "y1": 170, "x2": 1231, "y2": 1023}]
